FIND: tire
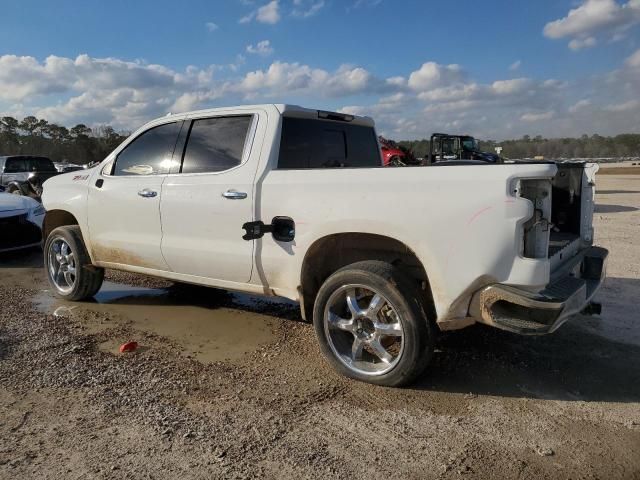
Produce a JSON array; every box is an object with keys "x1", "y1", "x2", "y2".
[
  {"x1": 44, "y1": 226, "x2": 104, "y2": 301},
  {"x1": 312, "y1": 260, "x2": 434, "y2": 387}
]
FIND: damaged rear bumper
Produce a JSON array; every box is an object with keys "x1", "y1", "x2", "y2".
[{"x1": 470, "y1": 246, "x2": 608, "y2": 335}]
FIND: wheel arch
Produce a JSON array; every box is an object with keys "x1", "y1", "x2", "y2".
[
  {"x1": 43, "y1": 210, "x2": 80, "y2": 242},
  {"x1": 299, "y1": 232, "x2": 437, "y2": 323}
]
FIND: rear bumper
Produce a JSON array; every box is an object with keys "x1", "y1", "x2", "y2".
[{"x1": 471, "y1": 246, "x2": 608, "y2": 335}]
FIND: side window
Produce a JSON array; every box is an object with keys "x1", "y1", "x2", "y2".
[
  {"x1": 278, "y1": 118, "x2": 380, "y2": 169},
  {"x1": 278, "y1": 117, "x2": 314, "y2": 169},
  {"x1": 113, "y1": 122, "x2": 181, "y2": 176},
  {"x1": 4, "y1": 158, "x2": 26, "y2": 173},
  {"x1": 181, "y1": 116, "x2": 253, "y2": 174}
]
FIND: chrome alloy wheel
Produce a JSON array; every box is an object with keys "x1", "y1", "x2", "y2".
[
  {"x1": 47, "y1": 237, "x2": 77, "y2": 294},
  {"x1": 323, "y1": 284, "x2": 404, "y2": 376}
]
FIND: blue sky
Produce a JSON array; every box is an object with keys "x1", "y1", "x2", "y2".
[{"x1": 0, "y1": 0, "x2": 639, "y2": 139}]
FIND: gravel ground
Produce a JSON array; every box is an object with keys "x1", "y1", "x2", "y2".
[{"x1": 1, "y1": 174, "x2": 639, "y2": 479}]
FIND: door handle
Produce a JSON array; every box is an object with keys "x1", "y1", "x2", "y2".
[
  {"x1": 138, "y1": 189, "x2": 158, "y2": 198},
  {"x1": 222, "y1": 190, "x2": 247, "y2": 200}
]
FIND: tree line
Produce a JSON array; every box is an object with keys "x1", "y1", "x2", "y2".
[
  {"x1": 0, "y1": 115, "x2": 128, "y2": 165},
  {"x1": 399, "y1": 134, "x2": 640, "y2": 160},
  {"x1": 2, "y1": 115, "x2": 639, "y2": 163}
]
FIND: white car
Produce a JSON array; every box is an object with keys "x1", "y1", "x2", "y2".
[
  {"x1": 40, "y1": 104, "x2": 608, "y2": 386},
  {"x1": 0, "y1": 191, "x2": 45, "y2": 252}
]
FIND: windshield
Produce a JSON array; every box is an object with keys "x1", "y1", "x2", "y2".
[{"x1": 461, "y1": 138, "x2": 478, "y2": 151}]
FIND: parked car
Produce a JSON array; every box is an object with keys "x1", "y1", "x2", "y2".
[
  {"x1": 428, "y1": 133, "x2": 501, "y2": 163},
  {"x1": 40, "y1": 104, "x2": 607, "y2": 387},
  {"x1": 0, "y1": 155, "x2": 59, "y2": 198},
  {"x1": 0, "y1": 190, "x2": 45, "y2": 252}
]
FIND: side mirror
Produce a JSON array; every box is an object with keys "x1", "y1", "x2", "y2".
[{"x1": 242, "y1": 216, "x2": 295, "y2": 242}]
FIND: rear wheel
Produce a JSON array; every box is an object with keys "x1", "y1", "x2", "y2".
[
  {"x1": 44, "y1": 226, "x2": 104, "y2": 301},
  {"x1": 313, "y1": 260, "x2": 434, "y2": 387}
]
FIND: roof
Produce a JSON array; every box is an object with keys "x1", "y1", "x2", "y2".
[
  {"x1": 0, "y1": 155, "x2": 52, "y2": 160},
  {"x1": 162, "y1": 104, "x2": 375, "y2": 128}
]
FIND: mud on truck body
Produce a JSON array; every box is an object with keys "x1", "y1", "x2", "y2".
[{"x1": 40, "y1": 104, "x2": 608, "y2": 387}]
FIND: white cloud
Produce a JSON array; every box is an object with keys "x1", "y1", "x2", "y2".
[
  {"x1": 228, "y1": 54, "x2": 247, "y2": 72},
  {"x1": 0, "y1": 54, "x2": 179, "y2": 103},
  {"x1": 604, "y1": 99, "x2": 640, "y2": 111},
  {"x1": 234, "y1": 62, "x2": 373, "y2": 98},
  {"x1": 569, "y1": 36, "x2": 597, "y2": 50},
  {"x1": 569, "y1": 99, "x2": 591, "y2": 113},
  {"x1": 205, "y1": 22, "x2": 219, "y2": 32},
  {"x1": 491, "y1": 78, "x2": 532, "y2": 95},
  {"x1": 521, "y1": 111, "x2": 555, "y2": 122},
  {"x1": 407, "y1": 62, "x2": 465, "y2": 91},
  {"x1": 509, "y1": 60, "x2": 522, "y2": 71},
  {"x1": 292, "y1": 0, "x2": 325, "y2": 17},
  {"x1": 350, "y1": 0, "x2": 383, "y2": 9},
  {"x1": 246, "y1": 40, "x2": 274, "y2": 56},
  {"x1": 626, "y1": 47, "x2": 640, "y2": 67},
  {"x1": 2, "y1": 51, "x2": 639, "y2": 140},
  {"x1": 0, "y1": 55, "x2": 73, "y2": 101},
  {"x1": 385, "y1": 76, "x2": 406, "y2": 87},
  {"x1": 544, "y1": 0, "x2": 640, "y2": 50},
  {"x1": 240, "y1": 0, "x2": 281, "y2": 24},
  {"x1": 0, "y1": 54, "x2": 215, "y2": 128}
]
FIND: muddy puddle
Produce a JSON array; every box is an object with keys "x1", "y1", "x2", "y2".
[{"x1": 33, "y1": 281, "x2": 285, "y2": 364}]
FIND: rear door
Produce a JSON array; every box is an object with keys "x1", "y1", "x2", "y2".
[
  {"x1": 160, "y1": 111, "x2": 261, "y2": 283},
  {"x1": 87, "y1": 120, "x2": 183, "y2": 270}
]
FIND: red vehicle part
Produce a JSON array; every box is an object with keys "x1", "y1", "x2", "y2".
[{"x1": 379, "y1": 136, "x2": 408, "y2": 166}]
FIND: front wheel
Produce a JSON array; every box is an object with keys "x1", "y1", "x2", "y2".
[
  {"x1": 313, "y1": 260, "x2": 434, "y2": 387},
  {"x1": 44, "y1": 226, "x2": 104, "y2": 301}
]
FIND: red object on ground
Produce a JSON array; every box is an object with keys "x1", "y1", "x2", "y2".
[{"x1": 119, "y1": 341, "x2": 138, "y2": 353}]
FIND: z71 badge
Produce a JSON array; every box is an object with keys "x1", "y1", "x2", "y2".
[{"x1": 72, "y1": 175, "x2": 89, "y2": 181}]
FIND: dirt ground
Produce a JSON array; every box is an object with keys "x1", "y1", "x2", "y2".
[{"x1": 1, "y1": 174, "x2": 639, "y2": 479}]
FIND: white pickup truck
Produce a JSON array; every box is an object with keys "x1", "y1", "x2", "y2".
[{"x1": 41, "y1": 104, "x2": 608, "y2": 386}]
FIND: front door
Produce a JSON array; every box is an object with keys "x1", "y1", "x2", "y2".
[
  {"x1": 88, "y1": 120, "x2": 183, "y2": 271},
  {"x1": 160, "y1": 113, "x2": 261, "y2": 283}
]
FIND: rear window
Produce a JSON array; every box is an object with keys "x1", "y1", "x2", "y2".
[
  {"x1": 278, "y1": 117, "x2": 380, "y2": 169},
  {"x1": 25, "y1": 157, "x2": 56, "y2": 172},
  {"x1": 4, "y1": 156, "x2": 55, "y2": 173}
]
